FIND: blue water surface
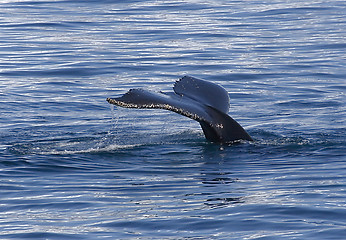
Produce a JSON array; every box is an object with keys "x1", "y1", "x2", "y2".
[{"x1": 1, "y1": 0, "x2": 345, "y2": 239}]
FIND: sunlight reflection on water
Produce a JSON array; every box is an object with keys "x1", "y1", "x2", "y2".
[{"x1": 0, "y1": 0, "x2": 345, "y2": 239}]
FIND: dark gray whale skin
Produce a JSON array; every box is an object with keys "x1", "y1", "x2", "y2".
[{"x1": 107, "y1": 76, "x2": 253, "y2": 143}]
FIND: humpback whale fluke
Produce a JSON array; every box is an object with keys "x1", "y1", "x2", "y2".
[{"x1": 107, "y1": 76, "x2": 253, "y2": 143}]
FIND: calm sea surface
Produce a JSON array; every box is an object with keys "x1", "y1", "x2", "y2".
[{"x1": 1, "y1": 0, "x2": 345, "y2": 239}]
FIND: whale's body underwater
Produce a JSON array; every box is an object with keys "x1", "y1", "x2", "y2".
[{"x1": 107, "y1": 76, "x2": 252, "y2": 143}]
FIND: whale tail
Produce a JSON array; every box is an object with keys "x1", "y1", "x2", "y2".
[{"x1": 107, "y1": 76, "x2": 252, "y2": 143}]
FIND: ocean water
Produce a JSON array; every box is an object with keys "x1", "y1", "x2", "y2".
[{"x1": 1, "y1": 0, "x2": 345, "y2": 239}]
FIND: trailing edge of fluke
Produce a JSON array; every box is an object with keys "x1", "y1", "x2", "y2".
[{"x1": 107, "y1": 76, "x2": 253, "y2": 143}]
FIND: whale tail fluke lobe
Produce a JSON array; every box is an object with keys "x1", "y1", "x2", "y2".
[
  {"x1": 173, "y1": 76, "x2": 230, "y2": 113},
  {"x1": 107, "y1": 76, "x2": 253, "y2": 143}
]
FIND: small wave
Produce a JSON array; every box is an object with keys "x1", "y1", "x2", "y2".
[
  {"x1": 40, "y1": 143, "x2": 145, "y2": 155},
  {"x1": 7, "y1": 127, "x2": 344, "y2": 156},
  {"x1": 6, "y1": 135, "x2": 143, "y2": 155},
  {"x1": 257, "y1": 6, "x2": 333, "y2": 16},
  {"x1": 246, "y1": 128, "x2": 346, "y2": 162},
  {"x1": 6, "y1": 128, "x2": 204, "y2": 156}
]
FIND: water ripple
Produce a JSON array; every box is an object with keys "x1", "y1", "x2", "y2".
[{"x1": 0, "y1": 0, "x2": 345, "y2": 239}]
